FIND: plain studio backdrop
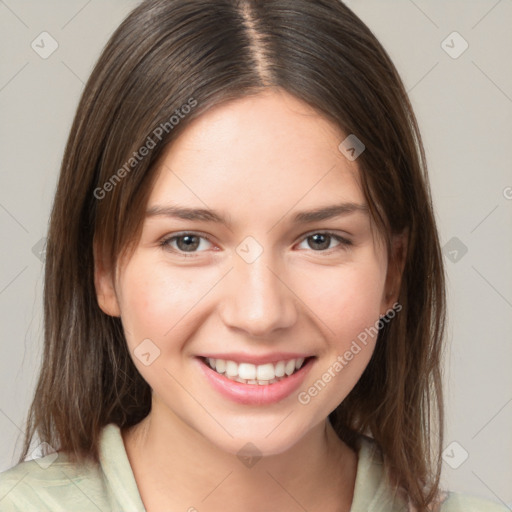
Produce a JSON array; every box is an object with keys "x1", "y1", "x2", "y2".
[{"x1": 0, "y1": 0, "x2": 511, "y2": 507}]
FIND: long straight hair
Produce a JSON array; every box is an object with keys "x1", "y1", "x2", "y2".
[{"x1": 19, "y1": 1, "x2": 446, "y2": 510}]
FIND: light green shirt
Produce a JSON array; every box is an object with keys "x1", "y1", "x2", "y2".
[{"x1": 0, "y1": 423, "x2": 507, "y2": 511}]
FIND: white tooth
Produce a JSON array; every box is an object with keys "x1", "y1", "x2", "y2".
[
  {"x1": 247, "y1": 379, "x2": 258, "y2": 384},
  {"x1": 238, "y1": 363, "x2": 256, "y2": 380},
  {"x1": 257, "y1": 363, "x2": 276, "y2": 380},
  {"x1": 275, "y1": 361, "x2": 285, "y2": 377},
  {"x1": 213, "y1": 358, "x2": 302, "y2": 381},
  {"x1": 225, "y1": 360, "x2": 238, "y2": 377},
  {"x1": 285, "y1": 359, "x2": 296, "y2": 376},
  {"x1": 215, "y1": 359, "x2": 226, "y2": 374}
]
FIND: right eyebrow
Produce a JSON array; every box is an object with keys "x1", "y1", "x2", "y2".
[{"x1": 145, "y1": 205, "x2": 233, "y2": 228}]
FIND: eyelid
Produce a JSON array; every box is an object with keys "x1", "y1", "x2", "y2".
[
  {"x1": 163, "y1": 230, "x2": 214, "y2": 241},
  {"x1": 298, "y1": 229, "x2": 353, "y2": 243}
]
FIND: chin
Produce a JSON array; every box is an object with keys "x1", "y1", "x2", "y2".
[{"x1": 192, "y1": 413, "x2": 316, "y2": 459}]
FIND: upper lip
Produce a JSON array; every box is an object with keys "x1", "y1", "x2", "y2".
[{"x1": 198, "y1": 352, "x2": 314, "y2": 365}]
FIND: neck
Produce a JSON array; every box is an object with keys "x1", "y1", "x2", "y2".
[{"x1": 122, "y1": 406, "x2": 358, "y2": 512}]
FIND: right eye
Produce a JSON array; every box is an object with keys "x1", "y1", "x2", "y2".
[{"x1": 159, "y1": 232, "x2": 215, "y2": 257}]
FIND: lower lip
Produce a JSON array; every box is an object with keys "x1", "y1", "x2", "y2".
[{"x1": 196, "y1": 357, "x2": 315, "y2": 405}]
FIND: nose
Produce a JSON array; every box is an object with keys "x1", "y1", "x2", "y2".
[{"x1": 218, "y1": 248, "x2": 298, "y2": 338}]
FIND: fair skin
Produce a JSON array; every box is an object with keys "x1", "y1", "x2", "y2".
[{"x1": 95, "y1": 88, "x2": 404, "y2": 512}]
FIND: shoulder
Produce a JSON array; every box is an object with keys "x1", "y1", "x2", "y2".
[
  {"x1": 0, "y1": 423, "x2": 145, "y2": 512},
  {"x1": 354, "y1": 436, "x2": 508, "y2": 512},
  {"x1": 439, "y1": 491, "x2": 509, "y2": 512},
  {"x1": 0, "y1": 450, "x2": 108, "y2": 511}
]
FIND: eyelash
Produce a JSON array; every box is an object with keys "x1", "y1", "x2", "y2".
[{"x1": 159, "y1": 231, "x2": 353, "y2": 258}]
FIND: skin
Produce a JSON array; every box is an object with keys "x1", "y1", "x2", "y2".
[{"x1": 95, "y1": 88, "x2": 405, "y2": 512}]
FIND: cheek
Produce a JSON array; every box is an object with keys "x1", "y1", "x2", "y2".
[
  {"x1": 115, "y1": 256, "x2": 215, "y2": 391},
  {"x1": 116, "y1": 255, "x2": 200, "y2": 348},
  {"x1": 295, "y1": 254, "x2": 387, "y2": 339},
  {"x1": 294, "y1": 260, "x2": 387, "y2": 413}
]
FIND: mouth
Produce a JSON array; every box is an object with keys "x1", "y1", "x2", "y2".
[
  {"x1": 196, "y1": 354, "x2": 316, "y2": 405},
  {"x1": 199, "y1": 356, "x2": 314, "y2": 385}
]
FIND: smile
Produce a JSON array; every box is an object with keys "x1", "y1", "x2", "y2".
[
  {"x1": 202, "y1": 357, "x2": 309, "y2": 385},
  {"x1": 196, "y1": 355, "x2": 316, "y2": 405}
]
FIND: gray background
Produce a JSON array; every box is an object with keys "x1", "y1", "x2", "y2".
[{"x1": 1, "y1": 0, "x2": 511, "y2": 507}]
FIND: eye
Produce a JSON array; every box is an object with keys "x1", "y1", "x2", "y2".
[
  {"x1": 159, "y1": 230, "x2": 352, "y2": 258},
  {"x1": 297, "y1": 231, "x2": 352, "y2": 253},
  {"x1": 160, "y1": 232, "x2": 213, "y2": 257}
]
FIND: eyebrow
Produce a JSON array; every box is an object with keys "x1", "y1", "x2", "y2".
[{"x1": 145, "y1": 202, "x2": 368, "y2": 227}]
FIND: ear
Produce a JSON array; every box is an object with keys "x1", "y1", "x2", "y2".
[
  {"x1": 93, "y1": 239, "x2": 121, "y2": 317},
  {"x1": 380, "y1": 229, "x2": 408, "y2": 315}
]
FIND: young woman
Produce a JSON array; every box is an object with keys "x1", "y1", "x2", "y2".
[{"x1": 0, "y1": 1, "x2": 506, "y2": 511}]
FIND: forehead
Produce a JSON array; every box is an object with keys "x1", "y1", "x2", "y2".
[{"x1": 148, "y1": 89, "x2": 364, "y2": 221}]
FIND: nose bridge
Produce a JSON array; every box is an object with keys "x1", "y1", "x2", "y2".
[{"x1": 220, "y1": 240, "x2": 297, "y2": 336}]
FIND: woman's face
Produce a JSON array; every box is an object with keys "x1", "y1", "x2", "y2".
[{"x1": 96, "y1": 88, "x2": 401, "y2": 456}]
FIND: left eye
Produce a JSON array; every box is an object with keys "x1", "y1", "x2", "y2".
[{"x1": 297, "y1": 232, "x2": 351, "y2": 252}]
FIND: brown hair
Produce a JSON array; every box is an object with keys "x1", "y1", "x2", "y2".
[{"x1": 19, "y1": 1, "x2": 445, "y2": 510}]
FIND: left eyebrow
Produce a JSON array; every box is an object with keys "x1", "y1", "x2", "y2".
[{"x1": 290, "y1": 203, "x2": 369, "y2": 223}]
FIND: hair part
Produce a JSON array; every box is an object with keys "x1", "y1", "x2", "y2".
[{"x1": 19, "y1": 1, "x2": 445, "y2": 510}]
